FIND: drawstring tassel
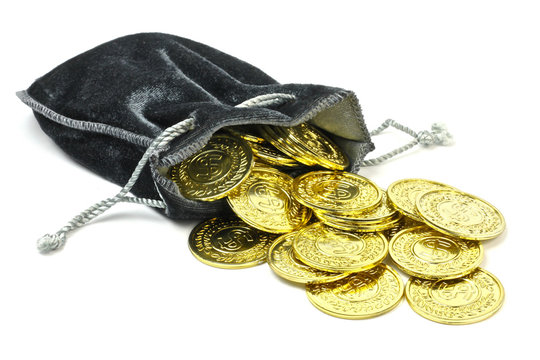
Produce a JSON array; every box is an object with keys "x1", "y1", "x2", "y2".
[{"x1": 360, "y1": 119, "x2": 453, "y2": 167}]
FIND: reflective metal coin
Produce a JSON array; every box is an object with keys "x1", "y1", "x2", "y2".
[
  {"x1": 274, "y1": 123, "x2": 349, "y2": 170},
  {"x1": 170, "y1": 135, "x2": 254, "y2": 201},
  {"x1": 292, "y1": 223, "x2": 388, "y2": 272},
  {"x1": 405, "y1": 268, "x2": 504, "y2": 324},
  {"x1": 223, "y1": 125, "x2": 266, "y2": 143},
  {"x1": 314, "y1": 190, "x2": 402, "y2": 231},
  {"x1": 389, "y1": 226, "x2": 483, "y2": 279},
  {"x1": 267, "y1": 232, "x2": 348, "y2": 284},
  {"x1": 248, "y1": 141, "x2": 301, "y2": 168},
  {"x1": 306, "y1": 264, "x2": 404, "y2": 319},
  {"x1": 189, "y1": 217, "x2": 277, "y2": 269},
  {"x1": 292, "y1": 171, "x2": 382, "y2": 215},
  {"x1": 387, "y1": 179, "x2": 455, "y2": 221},
  {"x1": 227, "y1": 167, "x2": 311, "y2": 233},
  {"x1": 258, "y1": 124, "x2": 319, "y2": 167},
  {"x1": 416, "y1": 189, "x2": 505, "y2": 241}
]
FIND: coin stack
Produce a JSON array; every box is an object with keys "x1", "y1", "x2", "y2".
[{"x1": 168, "y1": 123, "x2": 506, "y2": 325}]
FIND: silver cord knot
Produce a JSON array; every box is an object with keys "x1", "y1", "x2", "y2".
[
  {"x1": 37, "y1": 233, "x2": 66, "y2": 253},
  {"x1": 360, "y1": 119, "x2": 454, "y2": 167},
  {"x1": 417, "y1": 123, "x2": 453, "y2": 146}
]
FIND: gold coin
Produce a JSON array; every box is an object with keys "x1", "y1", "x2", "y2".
[
  {"x1": 387, "y1": 179, "x2": 455, "y2": 221},
  {"x1": 416, "y1": 189, "x2": 505, "y2": 240},
  {"x1": 223, "y1": 125, "x2": 266, "y2": 143},
  {"x1": 314, "y1": 190, "x2": 402, "y2": 231},
  {"x1": 227, "y1": 167, "x2": 311, "y2": 233},
  {"x1": 405, "y1": 268, "x2": 504, "y2": 324},
  {"x1": 188, "y1": 217, "x2": 277, "y2": 269},
  {"x1": 306, "y1": 264, "x2": 404, "y2": 319},
  {"x1": 273, "y1": 123, "x2": 349, "y2": 170},
  {"x1": 258, "y1": 125, "x2": 319, "y2": 167},
  {"x1": 383, "y1": 217, "x2": 425, "y2": 242},
  {"x1": 248, "y1": 141, "x2": 301, "y2": 168},
  {"x1": 267, "y1": 232, "x2": 348, "y2": 284},
  {"x1": 170, "y1": 135, "x2": 254, "y2": 201},
  {"x1": 292, "y1": 171, "x2": 382, "y2": 215},
  {"x1": 389, "y1": 226, "x2": 483, "y2": 280},
  {"x1": 292, "y1": 223, "x2": 388, "y2": 272}
]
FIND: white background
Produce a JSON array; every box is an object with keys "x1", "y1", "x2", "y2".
[{"x1": 2, "y1": 1, "x2": 539, "y2": 359}]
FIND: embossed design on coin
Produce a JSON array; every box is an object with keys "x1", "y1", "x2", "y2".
[
  {"x1": 292, "y1": 223, "x2": 388, "y2": 272},
  {"x1": 314, "y1": 190, "x2": 402, "y2": 232},
  {"x1": 227, "y1": 167, "x2": 311, "y2": 233},
  {"x1": 188, "y1": 217, "x2": 277, "y2": 269},
  {"x1": 187, "y1": 150, "x2": 231, "y2": 182},
  {"x1": 389, "y1": 226, "x2": 483, "y2": 280},
  {"x1": 247, "y1": 181, "x2": 287, "y2": 214},
  {"x1": 387, "y1": 179, "x2": 455, "y2": 221},
  {"x1": 405, "y1": 268, "x2": 504, "y2": 324},
  {"x1": 170, "y1": 135, "x2": 254, "y2": 201},
  {"x1": 267, "y1": 232, "x2": 348, "y2": 284},
  {"x1": 416, "y1": 189, "x2": 505, "y2": 240},
  {"x1": 292, "y1": 171, "x2": 381, "y2": 214},
  {"x1": 259, "y1": 123, "x2": 348, "y2": 170},
  {"x1": 248, "y1": 141, "x2": 300, "y2": 168},
  {"x1": 211, "y1": 227, "x2": 256, "y2": 252},
  {"x1": 306, "y1": 264, "x2": 404, "y2": 319},
  {"x1": 284, "y1": 123, "x2": 349, "y2": 170}
]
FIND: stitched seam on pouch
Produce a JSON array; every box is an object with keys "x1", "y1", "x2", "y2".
[{"x1": 16, "y1": 90, "x2": 154, "y2": 148}]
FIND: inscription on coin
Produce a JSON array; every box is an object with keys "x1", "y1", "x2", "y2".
[
  {"x1": 313, "y1": 180, "x2": 359, "y2": 201},
  {"x1": 438, "y1": 200, "x2": 484, "y2": 226},
  {"x1": 412, "y1": 237, "x2": 460, "y2": 263},
  {"x1": 316, "y1": 233, "x2": 365, "y2": 257},
  {"x1": 430, "y1": 279, "x2": 481, "y2": 306},
  {"x1": 417, "y1": 189, "x2": 505, "y2": 240},
  {"x1": 211, "y1": 227, "x2": 256, "y2": 252},
  {"x1": 248, "y1": 181, "x2": 288, "y2": 214},
  {"x1": 170, "y1": 135, "x2": 254, "y2": 201},
  {"x1": 405, "y1": 269, "x2": 504, "y2": 324},
  {"x1": 189, "y1": 218, "x2": 276, "y2": 269},
  {"x1": 334, "y1": 274, "x2": 380, "y2": 302},
  {"x1": 187, "y1": 150, "x2": 232, "y2": 182}
]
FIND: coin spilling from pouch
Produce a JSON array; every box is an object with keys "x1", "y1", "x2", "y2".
[{"x1": 168, "y1": 123, "x2": 505, "y2": 325}]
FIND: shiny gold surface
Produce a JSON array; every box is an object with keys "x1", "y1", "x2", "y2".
[
  {"x1": 416, "y1": 189, "x2": 506, "y2": 241},
  {"x1": 387, "y1": 179, "x2": 455, "y2": 221},
  {"x1": 292, "y1": 171, "x2": 382, "y2": 215},
  {"x1": 267, "y1": 232, "x2": 348, "y2": 284},
  {"x1": 223, "y1": 125, "x2": 266, "y2": 143},
  {"x1": 170, "y1": 135, "x2": 254, "y2": 201},
  {"x1": 248, "y1": 141, "x2": 301, "y2": 168},
  {"x1": 292, "y1": 223, "x2": 388, "y2": 272},
  {"x1": 306, "y1": 264, "x2": 404, "y2": 319},
  {"x1": 258, "y1": 124, "x2": 320, "y2": 167},
  {"x1": 405, "y1": 268, "x2": 504, "y2": 324},
  {"x1": 276, "y1": 123, "x2": 349, "y2": 170},
  {"x1": 227, "y1": 167, "x2": 311, "y2": 233},
  {"x1": 259, "y1": 123, "x2": 348, "y2": 170},
  {"x1": 314, "y1": 191, "x2": 402, "y2": 232},
  {"x1": 188, "y1": 217, "x2": 277, "y2": 269},
  {"x1": 389, "y1": 226, "x2": 483, "y2": 279}
]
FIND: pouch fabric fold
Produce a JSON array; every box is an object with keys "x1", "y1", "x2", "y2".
[{"x1": 18, "y1": 32, "x2": 374, "y2": 219}]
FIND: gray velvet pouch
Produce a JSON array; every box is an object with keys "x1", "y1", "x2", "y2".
[{"x1": 17, "y1": 32, "x2": 374, "y2": 223}]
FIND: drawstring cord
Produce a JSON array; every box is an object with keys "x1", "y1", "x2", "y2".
[
  {"x1": 360, "y1": 119, "x2": 453, "y2": 167},
  {"x1": 37, "y1": 93, "x2": 297, "y2": 253},
  {"x1": 36, "y1": 93, "x2": 449, "y2": 253}
]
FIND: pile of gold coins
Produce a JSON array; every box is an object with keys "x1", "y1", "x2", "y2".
[{"x1": 169, "y1": 122, "x2": 506, "y2": 325}]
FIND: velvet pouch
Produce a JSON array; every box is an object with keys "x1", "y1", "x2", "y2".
[{"x1": 17, "y1": 32, "x2": 374, "y2": 221}]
